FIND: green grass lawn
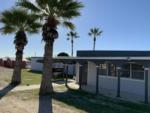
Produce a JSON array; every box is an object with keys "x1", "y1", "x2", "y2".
[
  {"x1": 21, "y1": 69, "x2": 42, "y2": 85},
  {"x1": 9, "y1": 85, "x2": 150, "y2": 113},
  {"x1": 21, "y1": 69, "x2": 65, "y2": 85},
  {"x1": 57, "y1": 89, "x2": 150, "y2": 113}
]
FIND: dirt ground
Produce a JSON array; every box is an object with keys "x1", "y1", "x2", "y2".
[
  {"x1": 0, "y1": 67, "x2": 84, "y2": 113},
  {"x1": 0, "y1": 66, "x2": 13, "y2": 87},
  {"x1": 0, "y1": 95, "x2": 83, "y2": 113}
]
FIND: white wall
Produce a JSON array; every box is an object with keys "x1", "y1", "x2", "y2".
[
  {"x1": 99, "y1": 76, "x2": 117, "y2": 97},
  {"x1": 82, "y1": 61, "x2": 97, "y2": 92},
  {"x1": 120, "y1": 78, "x2": 145, "y2": 101},
  {"x1": 98, "y1": 76, "x2": 145, "y2": 101},
  {"x1": 31, "y1": 58, "x2": 43, "y2": 71},
  {"x1": 87, "y1": 61, "x2": 97, "y2": 87},
  {"x1": 75, "y1": 63, "x2": 80, "y2": 83}
]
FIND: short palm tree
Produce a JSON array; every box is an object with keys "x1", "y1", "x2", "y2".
[
  {"x1": 0, "y1": 8, "x2": 41, "y2": 85},
  {"x1": 67, "y1": 31, "x2": 79, "y2": 57},
  {"x1": 88, "y1": 28, "x2": 103, "y2": 51},
  {"x1": 17, "y1": 0, "x2": 83, "y2": 94}
]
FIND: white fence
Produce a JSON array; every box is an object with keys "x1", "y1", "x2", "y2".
[{"x1": 99, "y1": 76, "x2": 145, "y2": 101}]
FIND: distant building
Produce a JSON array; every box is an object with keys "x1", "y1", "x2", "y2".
[
  {"x1": 0, "y1": 57, "x2": 28, "y2": 68},
  {"x1": 31, "y1": 57, "x2": 75, "y2": 76}
]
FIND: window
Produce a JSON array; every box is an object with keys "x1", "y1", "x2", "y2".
[
  {"x1": 99, "y1": 64, "x2": 107, "y2": 75},
  {"x1": 98, "y1": 63, "x2": 144, "y2": 80},
  {"x1": 108, "y1": 64, "x2": 116, "y2": 77},
  {"x1": 132, "y1": 64, "x2": 144, "y2": 80},
  {"x1": 121, "y1": 64, "x2": 130, "y2": 78},
  {"x1": 99, "y1": 63, "x2": 117, "y2": 77}
]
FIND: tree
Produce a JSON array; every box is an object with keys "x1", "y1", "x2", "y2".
[
  {"x1": 0, "y1": 8, "x2": 41, "y2": 84},
  {"x1": 67, "y1": 31, "x2": 79, "y2": 56},
  {"x1": 17, "y1": 0, "x2": 83, "y2": 94},
  {"x1": 88, "y1": 28, "x2": 103, "y2": 51},
  {"x1": 57, "y1": 52, "x2": 69, "y2": 57}
]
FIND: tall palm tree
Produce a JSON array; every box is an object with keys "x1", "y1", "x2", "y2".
[
  {"x1": 67, "y1": 31, "x2": 79, "y2": 57},
  {"x1": 0, "y1": 8, "x2": 41, "y2": 85},
  {"x1": 88, "y1": 28, "x2": 103, "y2": 51},
  {"x1": 17, "y1": 0, "x2": 83, "y2": 94}
]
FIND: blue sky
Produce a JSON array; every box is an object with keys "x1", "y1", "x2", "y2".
[{"x1": 0, "y1": 0, "x2": 150, "y2": 57}]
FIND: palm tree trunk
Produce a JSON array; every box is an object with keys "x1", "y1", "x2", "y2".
[
  {"x1": 40, "y1": 40, "x2": 53, "y2": 94},
  {"x1": 93, "y1": 37, "x2": 96, "y2": 51},
  {"x1": 71, "y1": 39, "x2": 73, "y2": 57},
  {"x1": 11, "y1": 50, "x2": 23, "y2": 85}
]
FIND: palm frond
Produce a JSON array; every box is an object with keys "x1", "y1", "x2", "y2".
[
  {"x1": 88, "y1": 32, "x2": 92, "y2": 36},
  {"x1": 17, "y1": 0, "x2": 83, "y2": 30},
  {"x1": 89, "y1": 27, "x2": 103, "y2": 37},
  {"x1": 57, "y1": 0, "x2": 83, "y2": 19},
  {"x1": 26, "y1": 22, "x2": 42, "y2": 34},
  {"x1": 0, "y1": 8, "x2": 41, "y2": 34},
  {"x1": 63, "y1": 21, "x2": 75, "y2": 30},
  {"x1": 0, "y1": 8, "x2": 28, "y2": 28},
  {"x1": 36, "y1": 0, "x2": 56, "y2": 10},
  {"x1": 97, "y1": 30, "x2": 103, "y2": 36},
  {"x1": 0, "y1": 25, "x2": 16, "y2": 34},
  {"x1": 67, "y1": 30, "x2": 79, "y2": 40},
  {"x1": 16, "y1": 0, "x2": 40, "y2": 12}
]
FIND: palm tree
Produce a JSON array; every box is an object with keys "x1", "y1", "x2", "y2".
[
  {"x1": 67, "y1": 31, "x2": 79, "y2": 57},
  {"x1": 0, "y1": 8, "x2": 41, "y2": 85},
  {"x1": 88, "y1": 28, "x2": 103, "y2": 51},
  {"x1": 17, "y1": 0, "x2": 83, "y2": 94}
]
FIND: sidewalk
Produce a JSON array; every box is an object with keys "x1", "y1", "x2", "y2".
[{"x1": 0, "y1": 79, "x2": 79, "y2": 92}]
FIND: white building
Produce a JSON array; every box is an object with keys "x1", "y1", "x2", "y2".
[
  {"x1": 31, "y1": 57, "x2": 75, "y2": 75},
  {"x1": 31, "y1": 50, "x2": 150, "y2": 103},
  {"x1": 75, "y1": 50, "x2": 150, "y2": 103}
]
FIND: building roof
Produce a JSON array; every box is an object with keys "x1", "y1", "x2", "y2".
[
  {"x1": 77, "y1": 50, "x2": 150, "y2": 57},
  {"x1": 31, "y1": 50, "x2": 150, "y2": 64}
]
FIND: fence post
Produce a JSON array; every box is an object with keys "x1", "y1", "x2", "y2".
[
  {"x1": 96, "y1": 66, "x2": 99, "y2": 94},
  {"x1": 144, "y1": 66, "x2": 149, "y2": 104},
  {"x1": 65, "y1": 64, "x2": 68, "y2": 86},
  {"x1": 116, "y1": 65, "x2": 122, "y2": 97},
  {"x1": 79, "y1": 65, "x2": 82, "y2": 90}
]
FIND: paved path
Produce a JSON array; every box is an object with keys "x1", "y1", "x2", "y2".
[
  {"x1": 11, "y1": 83, "x2": 63, "y2": 92},
  {"x1": 0, "y1": 80, "x2": 79, "y2": 92}
]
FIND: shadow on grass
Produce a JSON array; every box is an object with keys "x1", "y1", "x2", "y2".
[
  {"x1": 38, "y1": 94, "x2": 53, "y2": 113},
  {"x1": 0, "y1": 83, "x2": 18, "y2": 100},
  {"x1": 27, "y1": 70, "x2": 42, "y2": 74},
  {"x1": 52, "y1": 87, "x2": 150, "y2": 113},
  {"x1": 53, "y1": 88, "x2": 101, "y2": 113}
]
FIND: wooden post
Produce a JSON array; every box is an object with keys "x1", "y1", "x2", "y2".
[
  {"x1": 144, "y1": 67, "x2": 149, "y2": 104},
  {"x1": 79, "y1": 65, "x2": 82, "y2": 90},
  {"x1": 96, "y1": 66, "x2": 99, "y2": 94},
  {"x1": 116, "y1": 66, "x2": 121, "y2": 97}
]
